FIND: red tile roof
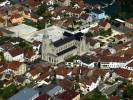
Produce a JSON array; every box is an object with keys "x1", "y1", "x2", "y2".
[
  {"x1": 109, "y1": 96, "x2": 120, "y2": 100},
  {"x1": 99, "y1": 21, "x2": 108, "y2": 27},
  {"x1": 55, "y1": 67, "x2": 71, "y2": 76},
  {"x1": 113, "y1": 44, "x2": 128, "y2": 51},
  {"x1": 10, "y1": 13, "x2": 22, "y2": 20},
  {"x1": 100, "y1": 56, "x2": 130, "y2": 62},
  {"x1": 0, "y1": 61, "x2": 7, "y2": 73},
  {"x1": 56, "y1": 90, "x2": 79, "y2": 100},
  {"x1": 7, "y1": 61, "x2": 22, "y2": 71},
  {"x1": 8, "y1": 48, "x2": 24, "y2": 57},
  {"x1": 35, "y1": 93, "x2": 50, "y2": 100},
  {"x1": 93, "y1": 68, "x2": 107, "y2": 77},
  {"x1": 1, "y1": 42, "x2": 14, "y2": 51},
  {"x1": 30, "y1": 64, "x2": 49, "y2": 76},
  {"x1": 59, "y1": 79, "x2": 73, "y2": 90},
  {"x1": 115, "y1": 68, "x2": 132, "y2": 79},
  {"x1": 114, "y1": 34, "x2": 127, "y2": 40},
  {"x1": 24, "y1": 50, "x2": 34, "y2": 59},
  {"x1": 124, "y1": 48, "x2": 133, "y2": 55},
  {"x1": 79, "y1": 74, "x2": 98, "y2": 85}
]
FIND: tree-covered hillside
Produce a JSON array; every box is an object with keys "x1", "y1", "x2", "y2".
[{"x1": 116, "y1": 0, "x2": 133, "y2": 18}]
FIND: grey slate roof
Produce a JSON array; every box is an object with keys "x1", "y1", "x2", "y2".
[
  {"x1": 57, "y1": 46, "x2": 77, "y2": 56},
  {"x1": 47, "y1": 85, "x2": 63, "y2": 96},
  {"x1": 8, "y1": 88, "x2": 38, "y2": 100},
  {"x1": 53, "y1": 36, "x2": 74, "y2": 47},
  {"x1": 53, "y1": 31, "x2": 83, "y2": 47}
]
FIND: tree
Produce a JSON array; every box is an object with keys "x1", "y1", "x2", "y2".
[
  {"x1": 83, "y1": 89, "x2": 107, "y2": 100},
  {"x1": 37, "y1": 21, "x2": 45, "y2": 30},
  {"x1": 36, "y1": 4, "x2": 47, "y2": 16},
  {"x1": 1, "y1": 84, "x2": 17, "y2": 99},
  {"x1": 0, "y1": 52, "x2": 5, "y2": 61},
  {"x1": 127, "y1": 84, "x2": 133, "y2": 98}
]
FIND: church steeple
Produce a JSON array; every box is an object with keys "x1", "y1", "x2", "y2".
[{"x1": 79, "y1": 35, "x2": 87, "y2": 56}]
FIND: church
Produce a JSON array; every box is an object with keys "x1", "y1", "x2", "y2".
[{"x1": 42, "y1": 28, "x2": 87, "y2": 65}]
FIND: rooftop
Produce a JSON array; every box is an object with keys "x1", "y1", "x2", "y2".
[
  {"x1": 7, "y1": 24, "x2": 38, "y2": 41},
  {"x1": 56, "y1": 90, "x2": 79, "y2": 100},
  {"x1": 9, "y1": 88, "x2": 38, "y2": 100}
]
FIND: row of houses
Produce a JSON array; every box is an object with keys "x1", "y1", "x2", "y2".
[
  {"x1": 0, "y1": 41, "x2": 40, "y2": 62},
  {"x1": 7, "y1": 64, "x2": 133, "y2": 100}
]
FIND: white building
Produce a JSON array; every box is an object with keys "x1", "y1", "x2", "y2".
[
  {"x1": 98, "y1": 56, "x2": 132, "y2": 69},
  {"x1": 4, "y1": 48, "x2": 24, "y2": 62},
  {"x1": 42, "y1": 28, "x2": 87, "y2": 65},
  {"x1": 7, "y1": 24, "x2": 38, "y2": 42}
]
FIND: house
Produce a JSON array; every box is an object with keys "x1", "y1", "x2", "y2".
[
  {"x1": 114, "y1": 34, "x2": 128, "y2": 43},
  {"x1": 94, "y1": 48, "x2": 112, "y2": 56},
  {"x1": 42, "y1": 0, "x2": 55, "y2": 6},
  {"x1": 125, "y1": 18, "x2": 133, "y2": 29},
  {"x1": 8, "y1": 88, "x2": 39, "y2": 100},
  {"x1": 113, "y1": 68, "x2": 133, "y2": 82},
  {"x1": 4, "y1": 48, "x2": 24, "y2": 62},
  {"x1": 26, "y1": 64, "x2": 49, "y2": 80},
  {"x1": 80, "y1": 13, "x2": 93, "y2": 24},
  {"x1": 46, "y1": 85, "x2": 64, "y2": 97},
  {"x1": 91, "y1": 10, "x2": 105, "y2": 20},
  {"x1": 69, "y1": 8, "x2": 84, "y2": 18},
  {"x1": 57, "y1": 0, "x2": 71, "y2": 6},
  {"x1": 58, "y1": 79, "x2": 73, "y2": 90},
  {"x1": 14, "y1": 75, "x2": 28, "y2": 86},
  {"x1": 56, "y1": 90, "x2": 80, "y2": 100},
  {"x1": 114, "y1": 48, "x2": 133, "y2": 58},
  {"x1": 23, "y1": 10, "x2": 31, "y2": 19},
  {"x1": 79, "y1": 76, "x2": 100, "y2": 92},
  {"x1": 0, "y1": 42, "x2": 14, "y2": 52},
  {"x1": 7, "y1": 61, "x2": 27, "y2": 76},
  {"x1": 99, "y1": 20, "x2": 111, "y2": 31},
  {"x1": 32, "y1": 40, "x2": 42, "y2": 54},
  {"x1": 10, "y1": 13, "x2": 24, "y2": 24},
  {"x1": 98, "y1": 56, "x2": 131, "y2": 69},
  {"x1": 86, "y1": 38, "x2": 101, "y2": 49},
  {"x1": 24, "y1": 50, "x2": 40, "y2": 62},
  {"x1": 42, "y1": 28, "x2": 87, "y2": 65},
  {"x1": 79, "y1": 68, "x2": 109, "y2": 92},
  {"x1": 89, "y1": 25, "x2": 99, "y2": 33},
  {"x1": 36, "y1": 84, "x2": 64, "y2": 97},
  {"x1": 112, "y1": 44, "x2": 128, "y2": 53},
  {"x1": 55, "y1": 67, "x2": 72, "y2": 79}
]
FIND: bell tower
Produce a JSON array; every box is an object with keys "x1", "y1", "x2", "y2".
[{"x1": 79, "y1": 35, "x2": 87, "y2": 56}]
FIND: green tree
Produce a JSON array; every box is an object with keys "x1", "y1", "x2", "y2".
[
  {"x1": 1, "y1": 84, "x2": 17, "y2": 99},
  {"x1": 36, "y1": 4, "x2": 47, "y2": 16},
  {"x1": 83, "y1": 89, "x2": 107, "y2": 100},
  {"x1": 0, "y1": 52, "x2": 5, "y2": 61},
  {"x1": 37, "y1": 21, "x2": 45, "y2": 30},
  {"x1": 127, "y1": 84, "x2": 133, "y2": 98}
]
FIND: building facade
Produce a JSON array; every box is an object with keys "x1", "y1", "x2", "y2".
[{"x1": 42, "y1": 31, "x2": 87, "y2": 65}]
